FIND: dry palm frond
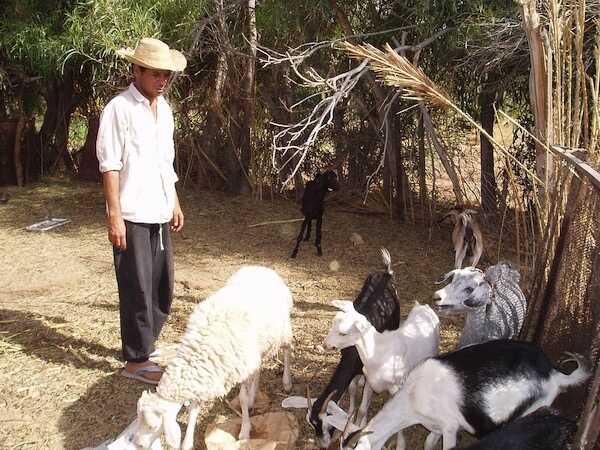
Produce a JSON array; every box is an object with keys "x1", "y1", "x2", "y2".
[
  {"x1": 340, "y1": 42, "x2": 452, "y2": 108},
  {"x1": 340, "y1": 41, "x2": 543, "y2": 184}
]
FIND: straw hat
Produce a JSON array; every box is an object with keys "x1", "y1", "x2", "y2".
[{"x1": 117, "y1": 38, "x2": 187, "y2": 72}]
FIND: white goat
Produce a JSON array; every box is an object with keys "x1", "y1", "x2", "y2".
[
  {"x1": 130, "y1": 266, "x2": 293, "y2": 450},
  {"x1": 324, "y1": 300, "x2": 439, "y2": 449},
  {"x1": 325, "y1": 301, "x2": 439, "y2": 395},
  {"x1": 341, "y1": 340, "x2": 589, "y2": 450},
  {"x1": 434, "y1": 262, "x2": 526, "y2": 349}
]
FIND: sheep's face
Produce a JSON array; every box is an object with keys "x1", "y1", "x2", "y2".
[
  {"x1": 433, "y1": 267, "x2": 491, "y2": 315},
  {"x1": 325, "y1": 301, "x2": 370, "y2": 350},
  {"x1": 135, "y1": 392, "x2": 182, "y2": 449}
]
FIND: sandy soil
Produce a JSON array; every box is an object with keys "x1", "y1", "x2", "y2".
[{"x1": 0, "y1": 180, "x2": 470, "y2": 450}]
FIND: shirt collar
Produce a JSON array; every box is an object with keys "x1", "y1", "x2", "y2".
[{"x1": 128, "y1": 83, "x2": 158, "y2": 105}]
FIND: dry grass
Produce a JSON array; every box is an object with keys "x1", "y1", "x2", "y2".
[{"x1": 0, "y1": 179, "x2": 471, "y2": 450}]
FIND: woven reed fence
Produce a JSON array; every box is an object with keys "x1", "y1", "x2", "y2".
[{"x1": 521, "y1": 147, "x2": 600, "y2": 449}]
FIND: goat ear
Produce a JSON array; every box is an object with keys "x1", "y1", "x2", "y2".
[
  {"x1": 353, "y1": 315, "x2": 371, "y2": 333},
  {"x1": 331, "y1": 300, "x2": 353, "y2": 312},
  {"x1": 162, "y1": 410, "x2": 181, "y2": 449}
]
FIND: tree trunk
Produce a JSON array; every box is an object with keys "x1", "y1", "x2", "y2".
[
  {"x1": 521, "y1": 0, "x2": 551, "y2": 196},
  {"x1": 329, "y1": 0, "x2": 403, "y2": 218},
  {"x1": 77, "y1": 114, "x2": 101, "y2": 182},
  {"x1": 421, "y1": 106, "x2": 464, "y2": 205},
  {"x1": 13, "y1": 115, "x2": 25, "y2": 187},
  {"x1": 235, "y1": 0, "x2": 257, "y2": 195},
  {"x1": 417, "y1": 112, "x2": 428, "y2": 208},
  {"x1": 263, "y1": 65, "x2": 304, "y2": 200},
  {"x1": 35, "y1": 74, "x2": 78, "y2": 176},
  {"x1": 479, "y1": 79, "x2": 498, "y2": 214}
]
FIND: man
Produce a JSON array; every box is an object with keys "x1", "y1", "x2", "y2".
[{"x1": 96, "y1": 38, "x2": 186, "y2": 384}]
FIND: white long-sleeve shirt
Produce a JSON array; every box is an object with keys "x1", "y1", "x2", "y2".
[{"x1": 96, "y1": 83, "x2": 179, "y2": 224}]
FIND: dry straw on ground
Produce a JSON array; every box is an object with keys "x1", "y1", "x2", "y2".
[{"x1": 0, "y1": 180, "x2": 478, "y2": 449}]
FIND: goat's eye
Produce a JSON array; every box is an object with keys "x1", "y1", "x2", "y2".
[{"x1": 465, "y1": 287, "x2": 474, "y2": 294}]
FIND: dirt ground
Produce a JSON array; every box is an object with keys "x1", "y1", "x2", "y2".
[{"x1": 0, "y1": 180, "x2": 469, "y2": 450}]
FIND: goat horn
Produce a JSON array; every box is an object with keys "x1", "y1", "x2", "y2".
[
  {"x1": 320, "y1": 389, "x2": 338, "y2": 416},
  {"x1": 435, "y1": 270, "x2": 455, "y2": 285},
  {"x1": 345, "y1": 430, "x2": 373, "y2": 449},
  {"x1": 306, "y1": 386, "x2": 313, "y2": 410}
]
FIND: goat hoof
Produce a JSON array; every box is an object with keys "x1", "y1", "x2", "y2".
[
  {"x1": 238, "y1": 427, "x2": 251, "y2": 441},
  {"x1": 290, "y1": 253, "x2": 297, "y2": 259},
  {"x1": 317, "y1": 249, "x2": 323, "y2": 257}
]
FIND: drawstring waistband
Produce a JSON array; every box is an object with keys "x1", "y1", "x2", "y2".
[{"x1": 159, "y1": 224, "x2": 164, "y2": 251}]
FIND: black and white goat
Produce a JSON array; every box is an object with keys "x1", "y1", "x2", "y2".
[
  {"x1": 341, "y1": 340, "x2": 589, "y2": 450},
  {"x1": 439, "y1": 208, "x2": 483, "y2": 269},
  {"x1": 434, "y1": 262, "x2": 526, "y2": 349},
  {"x1": 291, "y1": 170, "x2": 339, "y2": 258},
  {"x1": 307, "y1": 248, "x2": 401, "y2": 448},
  {"x1": 462, "y1": 408, "x2": 577, "y2": 450}
]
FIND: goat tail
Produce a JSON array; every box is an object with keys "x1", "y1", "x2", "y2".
[
  {"x1": 380, "y1": 247, "x2": 393, "y2": 275},
  {"x1": 554, "y1": 352, "x2": 591, "y2": 389}
]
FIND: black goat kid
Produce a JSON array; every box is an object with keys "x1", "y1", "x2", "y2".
[
  {"x1": 308, "y1": 249, "x2": 400, "y2": 448},
  {"x1": 291, "y1": 170, "x2": 339, "y2": 258}
]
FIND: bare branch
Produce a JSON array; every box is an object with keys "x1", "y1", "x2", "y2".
[{"x1": 261, "y1": 27, "x2": 454, "y2": 188}]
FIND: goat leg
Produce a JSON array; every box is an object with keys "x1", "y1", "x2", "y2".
[
  {"x1": 238, "y1": 381, "x2": 252, "y2": 440},
  {"x1": 315, "y1": 216, "x2": 323, "y2": 256},
  {"x1": 304, "y1": 218, "x2": 312, "y2": 241},
  {"x1": 423, "y1": 431, "x2": 442, "y2": 450},
  {"x1": 348, "y1": 376, "x2": 359, "y2": 417},
  {"x1": 355, "y1": 381, "x2": 373, "y2": 428},
  {"x1": 441, "y1": 429, "x2": 458, "y2": 450},
  {"x1": 395, "y1": 431, "x2": 407, "y2": 450},
  {"x1": 282, "y1": 346, "x2": 293, "y2": 392},
  {"x1": 181, "y1": 402, "x2": 201, "y2": 450},
  {"x1": 291, "y1": 218, "x2": 309, "y2": 258}
]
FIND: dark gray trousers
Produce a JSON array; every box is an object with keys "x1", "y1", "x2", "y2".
[{"x1": 113, "y1": 221, "x2": 174, "y2": 362}]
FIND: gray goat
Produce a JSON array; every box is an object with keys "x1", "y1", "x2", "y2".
[{"x1": 433, "y1": 262, "x2": 526, "y2": 349}]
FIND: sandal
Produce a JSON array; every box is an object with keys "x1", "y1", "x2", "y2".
[{"x1": 121, "y1": 365, "x2": 162, "y2": 385}]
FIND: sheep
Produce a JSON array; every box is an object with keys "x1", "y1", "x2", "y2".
[
  {"x1": 325, "y1": 301, "x2": 439, "y2": 396},
  {"x1": 132, "y1": 266, "x2": 293, "y2": 450},
  {"x1": 433, "y1": 262, "x2": 527, "y2": 349},
  {"x1": 291, "y1": 170, "x2": 339, "y2": 258},
  {"x1": 462, "y1": 407, "x2": 577, "y2": 450},
  {"x1": 307, "y1": 248, "x2": 401, "y2": 448},
  {"x1": 439, "y1": 208, "x2": 483, "y2": 269},
  {"x1": 341, "y1": 340, "x2": 590, "y2": 450}
]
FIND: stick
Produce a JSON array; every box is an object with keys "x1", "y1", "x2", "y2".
[{"x1": 247, "y1": 218, "x2": 304, "y2": 228}]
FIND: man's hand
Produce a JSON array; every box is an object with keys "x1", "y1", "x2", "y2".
[
  {"x1": 171, "y1": 205, "x2": 184, "y2": 232},
  {"x1": 107, "y1": 215, "x2": 127, "y2": 250}
]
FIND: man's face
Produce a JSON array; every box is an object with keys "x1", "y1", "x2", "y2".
[{"x1": 134, "y1": 65, "x2": 171, "y2": 100}]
